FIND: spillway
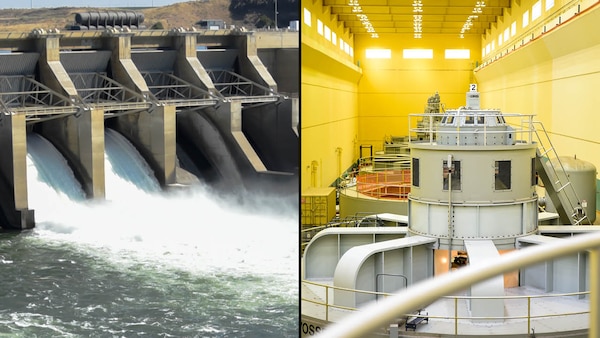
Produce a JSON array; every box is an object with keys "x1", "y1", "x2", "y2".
[
  {"x1": 0, "y1": 28, "x2": 298, "y2": 230},
  {"x1": 16, "y1": 125, "x2": 298, "y2": 337},
  {"x1": 0, "y1": 23, "x2": 298, "y2": 337},
  {"x1": 104, "y1": 128, "x2": 161, "y2": 196},
  {"x1": 27, "y1": 132, "x2": 86, "y2": 203}
]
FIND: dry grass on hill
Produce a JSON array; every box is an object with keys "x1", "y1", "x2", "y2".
[{"x1": 0, "y1": 0, "x2": 239, "y2": 33}]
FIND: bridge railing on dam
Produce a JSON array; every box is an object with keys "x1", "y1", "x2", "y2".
[
  {"x1": 0, "y1": 28, "x2": 298, "y2": 230},
  {"x1": 141, "y1": 72, "x2": 220, "y2": 108},
  {"x1": 0, "y1": 75, "x2": 80, "y2": 122},
  {"x1": 70, "y1": 72, "x2": 152, "y2": 112},
  {"x1": 207, "y1": 69, "x2": 279, "y2": 105}
]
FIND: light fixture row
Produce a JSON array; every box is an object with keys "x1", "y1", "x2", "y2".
[
  {"x1": 413, "y1": 0, "x2": 422, "y2": 38},
  {"x1": 349, "y1": 0, "x2": 378, "y2": 38},
  {"x1": 461, "y1": 1, "x2": 485, "y2": 38},
  {"x1": 348, "y1": 0, "x2": 483, "y2": 39}
]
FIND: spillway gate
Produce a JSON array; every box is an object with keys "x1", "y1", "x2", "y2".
[{"x1": 0, "y1": 28, "x2": 298, "y2": 230}]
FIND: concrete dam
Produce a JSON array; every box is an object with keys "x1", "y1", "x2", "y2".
[{"x1": 0, "y1": 28, "x2": 298, "y2": 230}]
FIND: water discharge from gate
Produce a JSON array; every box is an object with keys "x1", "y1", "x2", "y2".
[{"x1": 7, "y1": 131, "x2": 298, "y2": 337}]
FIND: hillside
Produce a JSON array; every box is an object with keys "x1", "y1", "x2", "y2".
[
  {"x1": 143, "y1": 0, "x2": 237, "y2": 30},
  {"x1": 0, "y1": 0, "x2": 297, "y2": 33}
]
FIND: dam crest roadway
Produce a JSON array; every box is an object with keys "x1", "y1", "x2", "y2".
[{"x1": 0, "y1": 27, "x2": 299, "y2": 230}]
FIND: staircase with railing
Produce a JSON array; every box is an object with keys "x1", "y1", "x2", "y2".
[{"x1": 533, "y1": 121, "x2": 590, "y2": 225}]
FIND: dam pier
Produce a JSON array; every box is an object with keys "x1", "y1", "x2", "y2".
[{"x1": 0, "y1": 27, "x2": 298, "y2": 230}]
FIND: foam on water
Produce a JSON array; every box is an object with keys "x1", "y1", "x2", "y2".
[
  {"x1": 104, "y1": 128, "x2": 162, "y2": 196},
  {"x1": 27, "y1": 133, "x2": 86, "y2": 202},
  {"x1": 25, "y1": 131, "x2": 298, "y2": 278},
  {"x1": 8, "y1": 131, "x2": 297, "y2": 338}
]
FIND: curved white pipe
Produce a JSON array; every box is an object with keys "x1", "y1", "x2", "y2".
[{"x1": 316, "y1": 230, "x2": 600, "y2": 338}]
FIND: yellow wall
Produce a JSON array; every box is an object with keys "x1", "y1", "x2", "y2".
[
  {"x1": 301, "y1": 1, "x2": 361, "y2": 192},
  {"x1": 476, "y1": 3, "x2": 600, "y2": 186},
  {"x1": 302, "y1": 0, "x2": 600, "y2": 208},
  {"x1": 301, "y1": 0, "x2": 482, "y2": 191},
  {"x1": 481, "y1": 0, "x2": 598, "y2": 63},
  {"x1": 355, "y1": 34, "x2": 481, "y2": 151}
]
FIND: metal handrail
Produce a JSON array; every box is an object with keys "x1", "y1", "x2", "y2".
[
  {"x1": 339, "y1": 155, "x2": 412, "y2": 201},
  {"x1": 141, "y1": 71, "x2": 224, "y2": 104},
  {"x1": 206, "y1": 69, "x2": 275, "y2": 98},
  {"x1": 303, "y1": 278, "x2": 590, "y2": 335},
  {"x1": 408, "y1": 112, "x2": 537, "y2": 145},
  {"x1": 314, "y1": 230, "x2": 600, "y2": 338},
  {"x1": 0, "y1": 75, "x2": 80, "y2": 122},
  {"x1": 532, "y1": 120, "x2": 590, "y2": 225},
  {"x1": 70, "y1": 72, "x2": 149, "y2": 107}
]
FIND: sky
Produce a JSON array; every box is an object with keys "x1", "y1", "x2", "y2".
[{"x1": 0, "y1": 0, "x2": 188, "y2": 9}]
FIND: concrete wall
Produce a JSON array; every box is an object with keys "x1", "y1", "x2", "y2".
[
  {"x1": 258, "y1": 48, "x2": 299, "y2": 94},
  {"x1": 0, "y1": 29, "x2": 298, "y2": 229},
  {"x1": 0, "y1": 112, "x2": 34, "y2": 229}
]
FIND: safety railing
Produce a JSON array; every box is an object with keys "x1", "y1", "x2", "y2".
[
  {"x1": 301, "y1": 212, "x2": 395, "y2": 253},
  {"x1": 408, "y1": 112, "x2": 537, "y2": 145},
  {"x1": 301, "y1": 280, "x2": 373, "y2": 322},
  {"x1": 205, "y1": 69, "x2": 278, "y2": 104},
  {"x1": 70, "y1": 72, "x2": 151, "y2": 111},
  {"x1": 0, "y1": 75, "x2": 80, "y2": 122},
  {"x1": 354, "y1": 169, "x2": 411, "y2": 200},
  {"x1": 339, "y1": 155, "x2": 411, "y2": 201},
  {"x1": 316, "y1": 231, "x2": 600, "y2": 338},
  {"x1": 141, "y1": 71, "x2": 222, "y2": 107},
  {"x1": 302, "y1": 279, "x2": 590, "y2": 336},
  {"x1": 301, "y1": 225, "x2": 329, "y2": 255},
  {"x1": 533, "y1": 120, "x2": 591, "y2": 225}
]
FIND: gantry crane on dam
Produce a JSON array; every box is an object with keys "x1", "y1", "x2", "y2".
[{"x1": 0, "y1": 26, "x2": 298, "y2": 230}]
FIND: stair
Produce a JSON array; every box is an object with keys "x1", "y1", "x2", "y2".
[{"x1": 533, "y1": 121, "x2": 589, "y2": 225}]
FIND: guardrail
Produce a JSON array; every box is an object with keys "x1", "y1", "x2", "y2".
[
  {"x1": 339, "y1": 155, "x2": 411, "y2": 201},
  {"x1": 354, "y1": 169, "x2": 411, "y2": 200},
  {"x1": 314, "y1": 230, "x2": 600, "y2": 338},
  {"x1": 301, "y1": 225, "x2": 328, "y2": 255},
  {"x1": 408, "y1": 112, "x2": 537, "y2": 145},
  {"x1": 302, "y1": 279, "x2": 589, "y2": 335}
]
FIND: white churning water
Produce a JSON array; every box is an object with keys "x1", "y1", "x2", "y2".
[{"x1": 21, "y1": 130, "x2": 298, "y2": 336}]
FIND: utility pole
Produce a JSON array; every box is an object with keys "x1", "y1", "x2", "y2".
[{"x1": 274, "y1": 0, "x2": 278, "y2": 29}]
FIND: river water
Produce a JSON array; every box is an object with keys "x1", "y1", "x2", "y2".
[{"x1": 0, "y1": 132, "x2": 298, "y2": 337}]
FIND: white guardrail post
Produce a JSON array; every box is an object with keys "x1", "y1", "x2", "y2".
[{"x1": 316, "y1": 231, "x2": 600, "y2": 338}]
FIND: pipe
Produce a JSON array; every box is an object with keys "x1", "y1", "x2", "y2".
[
  {"x1": 311, "y1": 160, "x2": 318, "y2": 188},
  {"x1": 447, "y1": 154, "x2": 454, "y2": 269}
]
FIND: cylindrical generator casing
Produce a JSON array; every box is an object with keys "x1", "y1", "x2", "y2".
[
  {"x1": 550, "y1": 156, "x2": 597, "y2": 223},
  {"x1": 408, "y1": 143, "x2": 538, "y2": 250}
]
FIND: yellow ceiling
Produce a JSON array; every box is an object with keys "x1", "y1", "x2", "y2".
[{"x1": 323, "y1": 0, "x2": 511, "y2": 37}]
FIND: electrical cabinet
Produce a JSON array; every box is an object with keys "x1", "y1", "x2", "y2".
[{"x1": 301, "y1": 187, "x2": 336, "y2": 226}]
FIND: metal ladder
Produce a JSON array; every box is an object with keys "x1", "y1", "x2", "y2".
[{"x1": 532, "y1": 121, "x2": 590, "y2": 225}]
